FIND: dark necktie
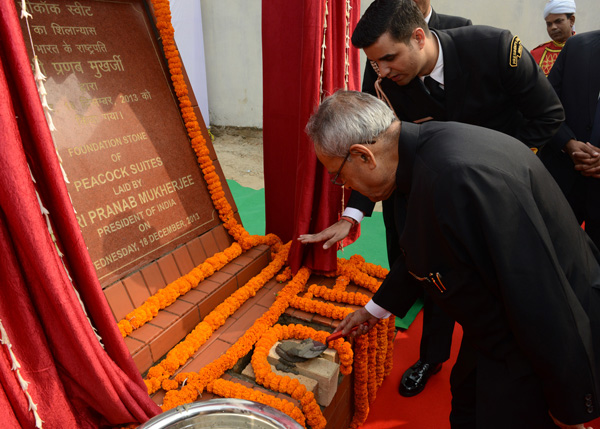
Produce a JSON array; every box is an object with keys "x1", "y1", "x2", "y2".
[
  {"x1": 424, "y1": 76, "x2": 445, "y2": 103},
  {"x1": 590, "y1": 95, "x2": 600, "y2": 147}
]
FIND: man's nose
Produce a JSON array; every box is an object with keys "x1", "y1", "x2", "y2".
[{"x1": 378, "y1": 63, "x2": 390, "y2": 77}]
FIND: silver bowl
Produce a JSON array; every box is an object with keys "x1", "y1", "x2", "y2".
[{"x1": 138, "y1": 398, "x2": 304, "y2": 429}]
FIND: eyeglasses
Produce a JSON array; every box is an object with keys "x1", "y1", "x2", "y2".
[
  {"x1": 330, "y1": 151, "x2": 351, "y2": 186},
  {"x1": 329, "y1": 140, "x2": 376, "y2": 186}
]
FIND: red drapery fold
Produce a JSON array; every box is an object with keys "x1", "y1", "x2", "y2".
[
  {"x1": 0, "y1": 2, "x2": 160, "y2": 427},
  {"x1": 263, "y1": 0, "x2": 361, "y2": 274}
]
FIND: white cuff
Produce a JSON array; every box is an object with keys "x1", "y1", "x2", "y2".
[
  {"x1": 365, "y1": 299, "x2": 391, "y2": 319},
  {"x1": 342, "y1": 207, "x2": 364, "y2": 223}
]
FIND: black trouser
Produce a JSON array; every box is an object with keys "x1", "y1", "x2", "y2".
[{"x1": 382, "y1": 192, "x2": 454, "y2": 364}]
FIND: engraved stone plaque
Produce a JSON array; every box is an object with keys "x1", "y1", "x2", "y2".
[{"x1": 19, "y1": 0, "x2": 220, "y2": 286}]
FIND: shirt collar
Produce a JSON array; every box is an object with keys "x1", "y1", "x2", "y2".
[
  {"x1": 424, "y1": 7, "x2": 432, "y2": 23},
  {"x1": 419, "y1": 31, "x2": 444, "y2": 87}
]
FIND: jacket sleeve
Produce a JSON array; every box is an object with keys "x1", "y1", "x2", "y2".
[
  {"x1": 435, "y1": 165, "x2": 600, "y2": 424},
  {"x1": 372, "y1": 253, "x2": 423, "y2": 318},
  {"x1": 498, "y1": 30, "x2": 565, "y2": 150},
  {"x1": 547, "y1": 40, "x2": 578, "y2": 151}
]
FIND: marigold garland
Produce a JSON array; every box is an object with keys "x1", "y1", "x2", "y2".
[
  {"x1": 159, "y1": 267, "x2": 312, "y2": 410},
  {"x1": 117, "y1": 242, "x2": 243, "y2": 337},
  {"x1": 375, "y1": 318, "x2": 388, "y2": 388},
  {"x1": 251, "y1": 324, "x2": 355, "y2": 429},
  {"x1": 207, "y1": 378, "x2": 306, "y2": 428},
  {"x1": 367, "y1": 327, "x2": 378, "y2": 404},
  {"x1": 144, "y1": 243, "x2": 291, "y2": 394},
  {"x1": 349, "y1": 333, "x2": 369, "y2": 428}
]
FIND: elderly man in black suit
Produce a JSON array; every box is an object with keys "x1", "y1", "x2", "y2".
[
  {"x1": 541, "y1": 30, "x2": 600, "y2": 248},
  {"x1": 301, "y1": 0, "x2": 564, "y2": 399},
  {"x1": 302, "y1": 89, "x2": 599, "y2": 429},
  {"x1": 357, "y1": 0, "x2": 471, "y2": 398}
]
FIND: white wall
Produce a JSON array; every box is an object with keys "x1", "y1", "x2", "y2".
[
  {"x1": 199, "y1": 0, "x2": 263, "y2": 128},
  {"x1": 181, "y1": 0, "x2": 599, "y2": 128}
]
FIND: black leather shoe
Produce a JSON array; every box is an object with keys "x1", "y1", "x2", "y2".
[{"x1": 398, "y1": 360, "x2": 442, "y2": 397}]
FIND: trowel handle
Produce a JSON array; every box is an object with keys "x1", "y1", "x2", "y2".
[{"x1": 326, "y1": 322, "x2": 368, "y2": 343}]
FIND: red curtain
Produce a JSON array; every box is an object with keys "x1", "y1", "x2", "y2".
[
  {"x1": 0, "y1": 2, "x2": 160, "y2": 427},
  {"x1": 263, "y1": 0, "x2": 361, "y2": 274}
]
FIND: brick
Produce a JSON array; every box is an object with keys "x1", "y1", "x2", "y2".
[
  {"x1": 230, "y1": 297, "x2": 256, "y2": 320},
  {"x1": 122, "y1": 272, "x2": 150, "y2": 308},
  {"x1": 268, "y1": 342, "x2": 339, "y2": 406},
  {"x1": 186, "y1": 237, "x2": 208, "y2": 266},
  {"x1": 151, "y1": 389, "x2": 166, "y2": 407},
  {"x1": 196, "y1": 278, "x2": 221, "y2": 296},
  {"x1": 157, "y1": 254, "x2": 181, "y2": 284},
  {"x1": 221, "y1": 262, "x2": 242, "y2": 278},
  {"x1": 124, "y1": 336, "x2": 145, "y2": 355},
  {"x1": 172, "y1": 245, "x2": 196, "y2": 274},
  {"x1": 141, "y1": 263, "x2": 166, "y2": 295},
  {"x1": 147, "y1": 310, "x2": 178, "y2": 329},
  {"x1": 236, "y1": 252, "x2": 270, "y2": 288},
  {"x1": 322, "y1": 348, "x2": 340, "y2": 364},
  {"x1": 132, "y1": 345, "x2": 153, "y2": 374},
  {"x1": 149, "y1": 309, "x2": 201, "y2": 361},
  {"x1": 231, "y1": 254, "x2": 254, "y2": 267},
  {"x1": 209, "y1": 272, "x2": 236, "y2": 290},
  {"x1": 212, "y1": 224, "x2": 234, "y2": 251},
  {"x1": 130, "y1": 323, "x2": 163, "y2": 346},
  {"x1": 289, "y1": 309, "x2": 314, "y2": 324},
  {"x1": 163, "y1": 299, "x2": 194, "y2": 317},
  {"x1": 255, "y1": 288, "x2": 278, "y2": 309},
  {"x1": 198, "y1": 276, "x2": 238, "y2": 318},
  {"x1": 312, "y1": 314, "x2": 335, "y2": 328},
  {"x1": 103, "y1": 281, "x2": 134, "y2": 321},
  {"x1": 200, "y1": 231, "x2": 219, "y2": 258},
  {"x1": 219, "y1": 304, "x2": 267, "y2": 344},
  {"x1": 179, "y1": 289, "x2": 208, "y2": 306},
  {"x1": 242, "y1": 363, "x2": 318, "y2": 397},
  {"x1": 178, "y1": 339, "x2": 230, "y2": 374}
]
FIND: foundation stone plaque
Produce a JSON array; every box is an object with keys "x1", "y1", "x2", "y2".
[{"x1": 19, "y1": 0, "x2": 220, "y2": 286}]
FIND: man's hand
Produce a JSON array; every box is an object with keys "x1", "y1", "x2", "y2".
[
  {"x1": 333, "y1": 307, "x2": 379, "y2": 339},
  {"x1": 549, "y1": 411, "x2": 593, "y2": 429},
  {"x1": 566, "y1": 140, "x2": 600, "y2": 178},
  {"x1": 297, "y1": 219, "x2": 352, "y2": 250}
]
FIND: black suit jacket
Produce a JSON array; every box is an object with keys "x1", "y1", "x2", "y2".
[
  {"x1": 376, "y1": 121, "x2": 600, "y2": 425},
  {"x1": 428, "y1": 8, "x2": 472, "y2": 30},
  {"x1": 350, "y1": 25, "x2": 565, "y2": 216},
  {"x1": 541, "y1": 31, "x2": 600, "y2": 195}
]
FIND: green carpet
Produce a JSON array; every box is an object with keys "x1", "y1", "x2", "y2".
[{"x1": 227, "y1": 179, "x2": 422, "y2": 329}]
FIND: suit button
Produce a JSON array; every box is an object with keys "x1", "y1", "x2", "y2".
[
  {"x1": 587, "y1": 405, "x2": 594, "y2": 413},
  {"x1": 585, "y1": 394, "x2": 592, "y2": 401}
]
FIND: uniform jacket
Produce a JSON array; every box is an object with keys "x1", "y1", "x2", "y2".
[
  {"x1": 531, "y1": 39, "x2": 566, "y2": 76},
  {"x1": 374, "y1": 120, "x2": 600, "y2": 425},
  {"x1": 350, "y1": 25, "x2": 564, "y2": 216},
  {"x1": 541, "y1": 31, "x2": 600, "y2": 195}
]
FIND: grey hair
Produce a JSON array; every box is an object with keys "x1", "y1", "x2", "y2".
[{"x1": 305, "y1": 90, "x2": 397, "y2": 157}]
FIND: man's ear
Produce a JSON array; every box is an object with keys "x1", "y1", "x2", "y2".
[
  {"x1": 349, "y1": 144, "x2": 377, "y2": 169},
  {"x1": 569, "y1": 15, "x2": 576, "y2": 27},
  {"x1": 413, "y1": 27, "x2": 426, "y2": 49}
]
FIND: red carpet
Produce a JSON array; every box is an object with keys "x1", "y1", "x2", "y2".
[{"x1": 361, "y1": 311, "x2": 600, "y2": 429}]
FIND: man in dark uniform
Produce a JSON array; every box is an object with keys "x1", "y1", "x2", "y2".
[
  {"x1": 301, "y1": 89, "x2": 600, "y2": 429},
  {"x1": 542, "y1": 31, "x2": 600, "y2": 247},
  {"x1": 303, "y1": 0, "x2": 564, "y2": 398}
]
